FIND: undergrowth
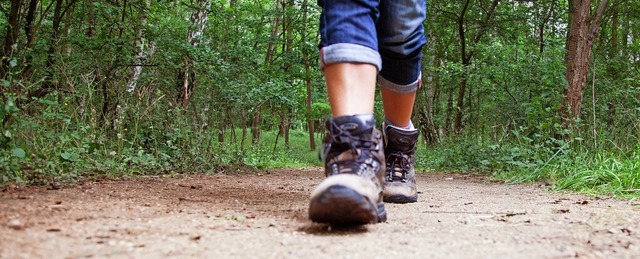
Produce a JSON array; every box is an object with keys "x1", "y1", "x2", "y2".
[
  {"x1": 416, "y1": 133, "x2": 640, "y2": 198},
  {"x1": 3, "y1": 93, "x2": 639, "y2": 199},
  {"x1": 0, "y1": 93, "x2": 320, "y2": 185}
]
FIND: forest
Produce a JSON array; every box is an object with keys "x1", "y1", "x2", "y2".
[{"x1": 1, "y1": 0, "x2": 639, "y2": 197}]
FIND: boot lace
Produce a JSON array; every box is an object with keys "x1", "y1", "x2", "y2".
[
  {"x1": 319, "y1": 122, "x2": 380, "y2": 176},
  {"x1": 386, "y1": 151, "x2": 410, "y2": 182}
]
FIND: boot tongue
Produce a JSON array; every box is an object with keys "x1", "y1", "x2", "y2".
[
  {"x1": 385, "y1": 125, "x2": 419, "y2": 153},
  {"x1": 330, "y1": 114, "x2": 376, "y2": 135},
  {"x1": 394, "y1": 135, "x2": 415, "y2": 146}
]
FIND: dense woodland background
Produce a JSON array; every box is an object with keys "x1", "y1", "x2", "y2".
[{"x1": 1, "y1": 0, "x2": 639, "y2": 195}]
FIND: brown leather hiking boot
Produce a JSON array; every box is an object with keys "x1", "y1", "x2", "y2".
[
  {"x1": 382, "y1": 123, "x2": 419, "y2": 203},
  {"x1": 309, "y1": 114, "x2": 387, "y2": 225}
]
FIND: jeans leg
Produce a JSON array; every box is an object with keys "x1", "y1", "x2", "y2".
[
  {"x1": 318, "y1": 0, "x2": 382, "y2": 70},
  {"x1": 377, "y1": 0, "x2": 427, "y2": 93}
]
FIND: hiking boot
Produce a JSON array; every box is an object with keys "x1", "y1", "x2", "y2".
[
  {"x1": 382, "y1": 123, "x2": 419, "y2": 203},
  {"x1": 309, "y1": 114, "x2": 387, "y2": 225}
]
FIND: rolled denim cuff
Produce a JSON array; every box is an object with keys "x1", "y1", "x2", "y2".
[
  {"x1": 378, "y1": 72, "x2": 421, "y2": 94},
  {"x1": 320, "y1": 43, "x2": 382, "y2": 71}
]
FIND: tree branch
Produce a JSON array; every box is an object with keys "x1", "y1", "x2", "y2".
[
  {"x1": 458, "y1": 0, "x2": 472, "y2": 64},
  {"x1": 59, "y1": 0, "x2": 80, "y2": 20},
  {"x1": 589, "y1": 0, "x2": 609, "y2": 41},
  {"x1": 433, "y1": 4, "x2": 459, "y2": 20},
  {"x1": 478, "y1": 0, "x2": 501, "y2": 38},
  {"x1": 469, "y1": 0, "x2": 500, "y2": 57}
]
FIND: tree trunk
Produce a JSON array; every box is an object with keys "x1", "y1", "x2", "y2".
[
  {"x1": 86, "y1": 0, "x2": 96, "y2": 37},
  {"x1": 444, "y1": 84, "x2": 454, "y2": 134},
  {"x1": 60, "y1": 0, "x2": 73, "y2": 55},
  {"x1": 468, "y1": 74, "x2": 474, "y2": 132},
  {"x1": 284, "y1": 113, "x2": 291, "y2": 150},
  {"x1": 1, "y1": 0, "x2": 22, "y2": 80},
  {"x1": 452, "y1": 0, "x2": 471, "y2": 133},
  {"x1": 607, "y1": 102, "x2": 615, "y2": 127},
  {"x1": 241, "y1": 109, "x2": 247, "y2": 149},
  {"x1": 538, "y1": 14, "x2": 545, "y2": 54},
  {"x1": 126, "y1": 0, "x2": 152, "y2": 94},
  {"x1": 620, "y1": 12, "x2": 629, "y2": 59},
  {"x1": 227, "y1": 107, "x2": 237, "y2": 143},
  {"x1": 77, "y1": 0, "x2": 96, "y2": 118},
  {"x1": 453, "y1": 0, "x2": 500, "y2": 133},
  {"x1": 609, "y1": 7, "x2": 618, "y2": 58},
  {"x1": 218, "y1": 111, "x2": 225, "y2": 143},
  {"x1": 251, "y1": 110, "x2": 261, "y2": 145},
  {"x1": 419, "y1": 53, "x2": 439, "y2": 144},
  {"x1": 21, "y1": 0, "x2": 80, "y2": 103},
  {"x1": 536, "y1": 0, "x2": 556, "y2": 54},
  {"x1": 453, "y1": 78, "x2": 467, "y2": 131},
  {"x1": 111, "y1": 0, "x2": 129, "y2": 129},
  {"x1": 302, "y1": 0, "x2": 316, "y2": 150},
  {"x1": 272, "y1": 112, "x2": 291, "y2": 152},
  {"x1": 21, "y1": 0, "x2": 50, "y2": 81},
  {"x1": 178, "y1": 0, "x2": 212, "y2": 107},
  {"x1": 559, "y1": 0, "x2": 609, "y2": 134},
  {"x1": 40, "y1": 0, "x2": 64, "y2": 95},
  {"x1": 118, "y1": 0, "x2": 154, "y2": 129},
  {"x1": 265, "y1": 0, "x2": 282, "y2": 65}
]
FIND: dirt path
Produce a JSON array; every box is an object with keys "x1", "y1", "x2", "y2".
[{"x1": 1, "y1": 168, "x2": 639, "y2": 258}]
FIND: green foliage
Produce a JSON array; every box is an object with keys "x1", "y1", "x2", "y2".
[
  {"x1": 1, "y1": 0, "x2": 640, "y2": 203},
  {"x1": 239, "y1": 129, "x2": 321, "y2": 169},
  {"x1": 0, "y1": 88, "x2": 320, "y2": 184},
  {"x1": 497, "y1": 147, "x2": 640, "y2": 197},
  {"x1": 0, "y1": 0, "x2": 327, "y2": 185},
  {"x1": 417, "y1": 127, "x2": 640, "y2": 198},
  {"x1": 553, "y1": 152, "x2": 640, "y2": 196}
]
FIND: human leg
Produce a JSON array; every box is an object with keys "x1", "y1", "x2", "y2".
[
  {"x1": 319, "y1": 0, "x2": 380, "y2": 117},
  {"x1": 324, "y1": 63, "x2": 377, "y2": 116},
  {"x1": 380, "y1": 87, "x2": 417, "y2": 127},
  {"x1": 377, "y1": 0, "x2": 426, "y2": 203}
]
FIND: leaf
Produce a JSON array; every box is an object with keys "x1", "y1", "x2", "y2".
[
  {"x1": 11, "y1": 148, "x2": 25, "y2": 158},
  {"x1": 60, "y1": 151, "x2": 79, "y2": 162}
]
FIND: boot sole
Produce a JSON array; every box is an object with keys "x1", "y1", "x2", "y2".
[
  {"x1": 309, "y1": 185, "x2": 387, "y2": 225},
  {"x1": 383, "y1": 194, "x2": 418, "y2": 204}
]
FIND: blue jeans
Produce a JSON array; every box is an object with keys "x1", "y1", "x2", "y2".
[{"x1": 318, "y1": 0, "x2": 427, "y2": 93}]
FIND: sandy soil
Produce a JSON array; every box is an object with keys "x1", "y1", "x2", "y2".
[{"x1": 1, "y1": 167, "x2": 639, "y2": 258}]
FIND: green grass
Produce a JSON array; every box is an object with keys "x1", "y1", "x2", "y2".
[
  {"x1": 414, "y1": 137, "x2": 640, "y2": 199},
  {"x1": 491, "y1": 148, "x2": 640, "y2": 198},
  {"x1": 540, "y1": 152, "x2": 640, "y2": 197},
  {"x1": 230, "y1": 128, "x2": 322, "y2": 169}
]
